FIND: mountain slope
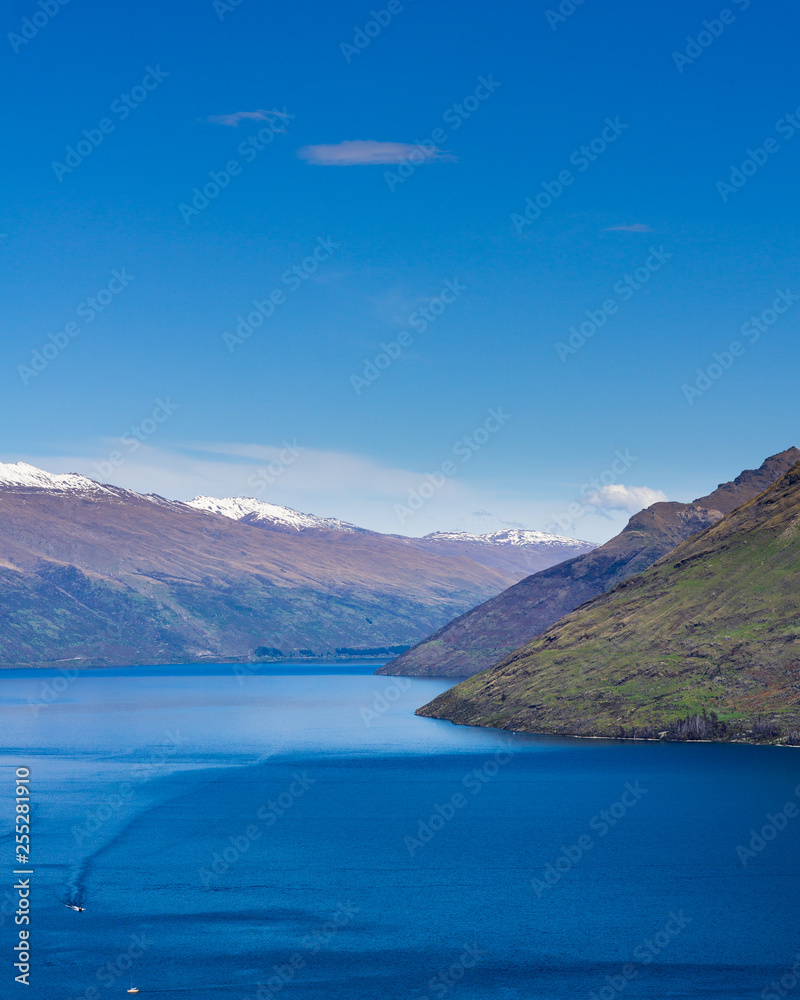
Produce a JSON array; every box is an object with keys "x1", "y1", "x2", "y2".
[
  {"x1": 0, "y1": 463, "x2": 588, "y2": 666},
  {"x1": 417, "y1": 460, "x2": 800, "y2": 741},
  {"x1": 379, "y1": 448, "x2": 800, "y2": 677}
]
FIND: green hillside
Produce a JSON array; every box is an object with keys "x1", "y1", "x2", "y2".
[{"x1": 417, "y1": 461, "x2": 800, "y2": 743}]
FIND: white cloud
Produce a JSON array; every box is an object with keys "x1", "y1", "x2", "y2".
[
  {"x1": 603, "y1": 223, "x2": 653, "y2": 233},
  {"x1": 206, "y1": 109, "x2": 290, "y2": 127},
  {"x1": 585, "y1": 484, "x2": 668, "y2": 514},
  {"x1": 296, "y1": 140, "x2": 455, "y2": 166}
]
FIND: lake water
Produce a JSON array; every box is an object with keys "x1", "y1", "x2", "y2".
[{"x1": 1, "y1": 662, "x2": 798, "y2": 1000}]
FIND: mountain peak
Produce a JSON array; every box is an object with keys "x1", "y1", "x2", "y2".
[
  {"x1": 0, "y1": 461, "x2": 113, "y2": 495},
  {"x1": 694, "y1": 446, "x2": 800, "y2": 513},
  {"x1": 185, "y1": 495, "x2": 366, "y2": 533}
]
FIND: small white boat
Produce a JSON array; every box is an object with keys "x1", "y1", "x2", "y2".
[
  {"x1": 64, "y1": 903, "x2": 84, "y2": 912},
  {"x1": 127, "y1": 982, "x2": 139, "y2": 994}
]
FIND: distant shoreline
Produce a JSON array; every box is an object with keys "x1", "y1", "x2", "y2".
[{"x1": 0, "y1": 654, "x2": 396, "y2": 670}]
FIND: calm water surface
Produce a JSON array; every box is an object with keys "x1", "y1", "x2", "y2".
[{"x1": 0, "y1": 662, "x2": 798, "y2": 1000}]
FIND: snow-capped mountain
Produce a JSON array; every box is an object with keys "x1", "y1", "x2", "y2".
[
  {"x1": 0, "y1": 461, "x2": 596, "y2": 666},
  {"x1": 0, "y1": 463, "x2": 593, "y2": 558},
  {"x1": 186, "y1": 495, "x2": 366, "y2": 534},
  {"x1": 410, "y1": 527, "x2": 595, "y2": 578},
  {"x1": 0, "y1": 461, "x2": 187, "y2": 512},
  {"x1": 0, "y1": 461, "x2": 116, "y2": 495},
  {"x1": 184, "y1": 495, "x2": 596, "y2": 574},
  {"x1": 423, "y1": 528, "x2": 588, "y2": 548}
]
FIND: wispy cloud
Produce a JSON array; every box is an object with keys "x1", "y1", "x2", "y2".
[
  {"x1": 585, "y1": 484, "x2": 668, "y2": 514},
  {"x1": 5, "y1": 443, "x2": 637, "y2": 542},
  {"x1": 297, "y1": 140, "x2": 455, "y2": 166},
  {"x1": 206, "y1": 108, "x2": 291, "y2": 127},
  {"x1": 604, "y1": 223, "x2": 653, "y2": 233}
]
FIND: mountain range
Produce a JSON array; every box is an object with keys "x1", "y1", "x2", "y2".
[
  {"x1": 379, "y1": 448, "x2": 800, "y2": 677},
  {"x1": 186, "y1": 494, "x2": 594, "y2": 577},
  {"x1": 418, "y1": 457, "x2": 800, "y2": 743},
  {"x1": 0, "y1": 462, "x2": 591, "y2": 666}
]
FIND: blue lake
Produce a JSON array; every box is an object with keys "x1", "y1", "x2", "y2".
[{"x1": 1, "y1": 662, "x2": 798, "y2": 1000}]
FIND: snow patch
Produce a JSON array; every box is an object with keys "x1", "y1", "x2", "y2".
[
  {"x1": 0, "y1": 461, "x2": 114, "y2": 495},
  {"x1": 423, "y1": 529, "x2": 592, "y2": 548},
  {"x1": 186, "y1": 495, "x2": 364, "y2": 533}
]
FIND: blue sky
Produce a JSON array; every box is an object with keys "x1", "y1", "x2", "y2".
[{"x1": 1, "y1": 0, "x2": 798, "y2": 541}]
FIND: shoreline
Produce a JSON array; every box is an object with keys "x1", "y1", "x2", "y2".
[
  {"x1": 0, "y1": 654, "x2": 394, "y2": 670},
  {"x1": 416, "y1": 710, "x2": 800, "y2": 749}
]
